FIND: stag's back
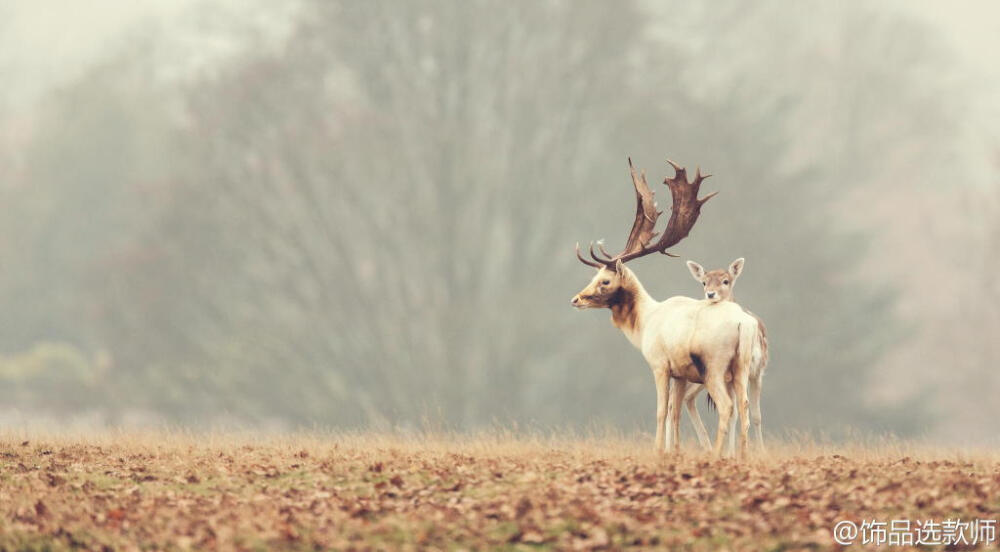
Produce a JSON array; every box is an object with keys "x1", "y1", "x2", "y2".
[
  {"x1": 689, "y1": 301, "x2": 755, "y2": 361},
  {"x1": 639, "y1": 297, "x2": 752, "y2": 376}
]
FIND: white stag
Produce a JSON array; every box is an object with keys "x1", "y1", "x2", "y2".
[
  {"x1": 680, "y1": 259, "x2": 769, "y2": 453},
  {"x1": 571, "y1": 158, "x2": 762, "y2": 459}
]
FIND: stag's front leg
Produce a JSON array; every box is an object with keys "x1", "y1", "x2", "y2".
[
  {"x1": 667, "y1": 377, "x2": 687, "y2": 454},
  {"x1": 750, "y1": 376, "x2": 765, "y2": 451},
  {"x1": 653, "y1": 368, "x2": 668, "y2": 453},
  {"x1": 733, "y1": 375, "x2": 750, "y2": 460},
  {"x1": 664, "y1": 378, "x2": 674, "y2": 451}
]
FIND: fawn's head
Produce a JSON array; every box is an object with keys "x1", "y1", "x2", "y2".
[{"x1": 686, "y1": 258, "x2": 744, "y2": 303}]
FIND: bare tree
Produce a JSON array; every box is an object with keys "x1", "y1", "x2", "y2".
[{"x1": 99, "y1": 0, "x2": 654, "y2": 426}]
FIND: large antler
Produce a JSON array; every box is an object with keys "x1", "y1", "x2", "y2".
[{"x1": 576, "y1": 157, "x2": 717, "y2": 269}]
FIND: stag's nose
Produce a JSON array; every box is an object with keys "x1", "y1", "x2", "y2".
[{"x1": 571, "y1": 296, "x2": 580, "y2": 306}]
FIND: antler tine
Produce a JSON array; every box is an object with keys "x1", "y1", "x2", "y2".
[
  {"x1": 698, "y1": 190, "x2": 719, "y2": 206},
  {"x1": 575, "y1": 243, "x2": 601, "y2": 268},
  {"x1": 666, "y1": 159, "x2": 686, "y2": 180},
  {"x1": 589, "y1": 242, "x2": 613, "y2": 263}
]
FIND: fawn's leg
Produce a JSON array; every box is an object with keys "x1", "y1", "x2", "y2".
[{"x1": 685, "y1": 384, "x2": 712, "y2": 450}]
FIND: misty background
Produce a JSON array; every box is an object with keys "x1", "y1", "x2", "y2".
[{"x1": 1, "y1": 0, "x2": 998, "y2": 442}]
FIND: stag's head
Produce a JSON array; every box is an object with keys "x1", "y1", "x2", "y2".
[
  {"x1": 571, "y1": 260, "x2": 628, "y2": 310},
  {"x1": 686, "y1": 258, "x2": 744, "y2": 303},
  {"x1": 572, "y1": 157, "x2": 717, "y2": 310}
]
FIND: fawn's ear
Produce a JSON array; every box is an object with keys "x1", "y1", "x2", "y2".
[
  {"x1": 729, "y1": 257, "x2": 745, "y2": 280},
  {"x1": 686, "y1": 260, "x2": 705, "y2": 281}
]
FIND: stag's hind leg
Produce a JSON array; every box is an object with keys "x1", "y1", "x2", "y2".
[
  {"x1": 703, "y1": 370, "x2": 733, "y2": 460},
  {"x1": 749, "y1": 374, "x2": 765, "y2": 451},
  {"x1": 732, "y1": 373, "x2": 750, "y2": 460}
]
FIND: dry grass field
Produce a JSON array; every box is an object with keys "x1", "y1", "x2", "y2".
[{"x1": 1, "y1": 430, "x2": 999, "y2": 551}]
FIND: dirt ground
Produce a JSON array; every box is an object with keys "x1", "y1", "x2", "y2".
[{"x1": 1, "y1": 431, "x2": 998, "y2": 551}]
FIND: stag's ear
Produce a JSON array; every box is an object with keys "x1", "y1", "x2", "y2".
[
  {"x1": 614, "y1": 259, "x2": 625, "y2": 276},
  {"x1": 729, "y1": 258, "x2": 745, "y2": 280},
  {"x1": 686, "y1": 260, "x2": 705, "y2": 281}
]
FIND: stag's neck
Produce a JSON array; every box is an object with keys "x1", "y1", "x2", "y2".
[{"x1": 608, "y1": 269, "x2": 655, "y2": 349}]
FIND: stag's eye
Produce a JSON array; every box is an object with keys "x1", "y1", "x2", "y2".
[
  {"x1": 601, "y1": 280, "x2": 611, "y2": 286},
  {"x1": 723, "y1": 280, "x2": 729, "y2": 285}
]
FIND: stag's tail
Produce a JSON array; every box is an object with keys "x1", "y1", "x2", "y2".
[
  {"x1": 748, "y1": 312, "x2": 769, "y2": 379},
  {"x1": 737, "y1": 319, "x2": 760, "y2": 385},
  {"x1": 706, "y1": 320, "x2": 760, "y2": 411}
]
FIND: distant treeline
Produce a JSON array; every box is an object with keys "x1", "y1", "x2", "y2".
[{"x1": 0, "y1": 1, "x2": 976, "y2": 435}]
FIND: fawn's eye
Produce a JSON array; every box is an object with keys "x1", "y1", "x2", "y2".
[
  {"x1": 723, "y1": 280, "x2": 729, "y2": 285},
  {"x1": 602, "y1": 280, "x2": 611, "y2": 286},
  {"x1": 702, "y1": 281, "x2": 707, "y2": 286}
]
